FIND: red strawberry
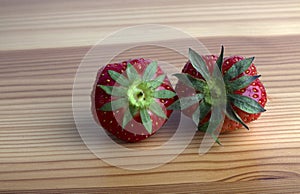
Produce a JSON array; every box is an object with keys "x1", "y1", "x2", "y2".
[
  {"x1": 169, "y1": 46, "x2": 267, "y2": 141},
  {"x1": 93, "y1": 58, "x2": 177, "y2": 142}
]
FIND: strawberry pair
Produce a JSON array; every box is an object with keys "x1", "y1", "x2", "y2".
[{"x1": 93, "y1": 46, "x2": 267, "y2": 143}]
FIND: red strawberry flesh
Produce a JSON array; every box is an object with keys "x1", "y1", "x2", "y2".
[{"x1": 93, "y1": 58, "x2": 177, "y2": 142}]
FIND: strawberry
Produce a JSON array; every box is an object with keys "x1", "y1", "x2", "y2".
[
  {"x1": 169, "y1": 46, "x2": 267, "y2": 141},
  {"x1": 93, "y1": 58, "x2": 177, "y2": 142}
]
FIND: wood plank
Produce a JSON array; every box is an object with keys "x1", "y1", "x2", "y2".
[
  {"x1": 0, "y1": 36, "x2": 300, "y2": 192},
  {"x1": 1, "y1": 0, "x2": 300, "y2": 193},
  {"x1": 1, "y1": 0, "x2": 300, "y2": 50},
  {"x1": 3, "y1": 179, "x2": 299, "y2": 194}
]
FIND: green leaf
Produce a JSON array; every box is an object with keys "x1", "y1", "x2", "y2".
[
  {"x1": 206, "y1": 106, "x2": 223, "y2": 134},
  {"x1": 126, "y1": 63, "x2": 139, "y2": 82},
  {"x1": 122, "y1": 106, "x2": 138, "y2": 128},
  {"x1": 166, "y1": 99, "x2": 181, "y2": 110},
  {"x1": 225, "y1": 102, "x2": 249, "y2": 130},
  {"x1": 140, "y1": 108, "x2": 152, "y2": 134},
  {"x1": 100, "y1": 98, "x2": 128, "y2": 111},
  {"x1": 224, "y1": 57, "x2": 255, "y2": 81},
  {"x1": 167, "y1": 94, "x2": 203, "y2": 110},
  {"x1": 198, "y1": 122, "x2": 209, "y2": 132},
  {"x1": 228, "y1": 75, "x2": 260, "y2": 92},
  {"x1": 199, "y1": 101, "x2": 211, "y2": 121},
  {"x1": 187, "y1": 75, "x2": 207, "y2": 92},
  {"x1": 198, "y1": 122, "x2": 221, "y2": 145},
  {"x1": 108, "y1": 70, "x2": 130, "y2": 87},
  {"x1": 209, "y1": 59, "x2": 227, "y2": 106},
  {"x1": 153, "y1": 90, "x2": 176, "y2": 99},
  {"x1": 148, "y1": 75, "x2": 165, "y2": 89},
  {"x1": 149, "y1": 102, "x2": 167, "y2": 119},
  {"x1": 130, "y1": 105, "x2": 139, "y2": 116},
  {"x1": 228, "y1": 94, "x2": 266, "y2": 114},
  {"x1": 216, "y1": 45, "x2": 224, "y2": 71},
  {"x1": 190, "y1": 100, "x2": 211, "y2": 126},
  {"x1": 211, "y1": 133, "x2": 222, "y2": 145},
  {"x1": 122, "y1": 106, "x2": 132, "y2": 128},
  {"x1": 143, "y1": 61, "x2": 158, "y2": 81},
  {"x1": 198, "y1": 104, "x2": 224, "y2": 145},
  {"x1": 98, "y1": 85, "x2": 127, "y2": 97},
  {"x1": 192, "y1": 107, "x2": 200, "y2": 125},
  {"x1": 173, "y1": 73, "x2": 207, "y2": 92},
  {"x1": 173, "y1": 73, "x2": 193, "y2": 87},
  {"x1": 189, "y1": 48, "x2": 210, "y2": 81}
]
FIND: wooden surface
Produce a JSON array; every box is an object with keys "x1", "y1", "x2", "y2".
[{"x1": 1, "y1": 0, "x2": 300, "y2": 193}]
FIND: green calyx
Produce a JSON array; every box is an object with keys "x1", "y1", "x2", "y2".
[
  {"x1": 127, "y1": 81, "x2": 154, "y2": 109},
  {"x1": 204, "y1": 78, "x2": 225, "y2": 106},
  {"x1": 170, "y1": 46, "x2": 266, "y2": 141},
  {"x1": 98, "y1": 61, "x2": 176, "y2": 134}
]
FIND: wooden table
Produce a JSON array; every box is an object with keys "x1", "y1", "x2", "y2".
[{"x1": 1, "y1": 0, "x2": 300, "y2": 193}]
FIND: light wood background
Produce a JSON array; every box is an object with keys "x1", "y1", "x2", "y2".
[{"x1": 1, "y1": 0, "x2": 300, "y2": 193}]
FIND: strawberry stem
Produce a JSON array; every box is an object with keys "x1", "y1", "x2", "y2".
[{"x1": 127, "y1": 81, "x2": 154, "y2": 109}]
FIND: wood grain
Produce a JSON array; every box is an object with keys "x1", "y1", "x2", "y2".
[
  {"x1": 1, "y1": 0, "x2": 300, "y2": 193},
  {"x1": 1, "y1": 0, "x2": 300, "y2": 51}
]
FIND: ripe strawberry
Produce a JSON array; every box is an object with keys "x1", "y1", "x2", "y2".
[
  {"x1": 169, "y1": 46, "x2": 267, "y2": 141},
  {"x1": 93, "y1": 58, "x2": 177, "y2": 142}
]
